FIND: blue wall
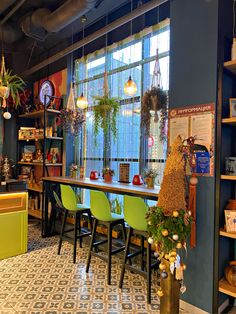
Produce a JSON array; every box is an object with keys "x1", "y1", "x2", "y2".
[{"x1": 169, "y1": 1, "x2": 219, "y2": 312}]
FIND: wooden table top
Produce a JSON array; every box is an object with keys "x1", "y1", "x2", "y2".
[{"x1": 42, "y1": 176, "x2": 159, "y2": 200}]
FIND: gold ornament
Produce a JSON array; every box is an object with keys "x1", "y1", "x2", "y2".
[
  {"x1": 169, "y1": 250, "x2": 177, "y2": 257},
  {"x1": 164, "y1": 253, "x2": 169, "y2": 260},
  {"x1": 172, "y1": 234, "x2": 179, "y2": 241},
  {"x1": 161, "y1": 229, "x2": 169, "y2": 237},
  {"x1": 176, "y1": 242, "x2": 182, "y2": 249},
  {"x1": 181, "y1": 263, "x2": 187, "y2": 270},
  {"x1": 173, "y1": 210, "x2": 179, "y2": 217},
  {"x1": 159, "y1": 262, "x2": 166, "y2": 270},
  {"x1": 157, "y1": 288, "x2": 164, "y2": 297},
  {"x1": 169, "y1": 256, "x2": 176, "y2": 263}
]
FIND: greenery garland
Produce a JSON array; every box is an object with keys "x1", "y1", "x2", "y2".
[{"x1": 141, "y1": 86, "x2": 168, "y2": 142}]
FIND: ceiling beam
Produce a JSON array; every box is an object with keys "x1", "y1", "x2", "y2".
[
  {"x1": 0, "y1": 0, "x2": 27, "y2": 26},
  {"x1": 22, "y1": 0, "x2": 168, "y2": 78}
]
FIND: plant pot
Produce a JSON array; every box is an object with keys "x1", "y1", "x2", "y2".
[
  {"x1": 160, "y1": 259, "x2": 180, "y2": 314},
  {"x1": 0, "y1": 85, "x2": 10, "y2": 99},
  {"x1": 104, "y1": 173, "x2": 112, "y2": 183},
  {"x1": 146, "y1": 177, "x2": 155, "y2": 188},
  {"x1": 71, "y1": 170, "x2": 78, "y2": 179}
]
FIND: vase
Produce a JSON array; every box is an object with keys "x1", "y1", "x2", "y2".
[
  {"x1": 146, "y1": 177, "x2": 155, "y2": 188},
  {"x1": 71, "y1": 170, "x2": 78, "y2": 179},
  {"x1": 104, "y1": 173, "x2": 112, "y2": 183},
  {"x1": 160, "y1": 259, "x2": 180, "y2": 314},
  {"x1": 225, "y1": 261, "x2": 236, "y2": 286}
]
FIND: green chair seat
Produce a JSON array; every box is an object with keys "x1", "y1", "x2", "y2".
[{"x1": 124, "y1": 195, "x2": 148, "y2": 231}]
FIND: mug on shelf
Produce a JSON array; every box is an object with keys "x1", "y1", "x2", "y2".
[
  {"x1": 90, "y1": 171, "x2": 98, "y2": 180},
  {"x1": 132, "y1": 174, "x2": 143, "y2": 185}
]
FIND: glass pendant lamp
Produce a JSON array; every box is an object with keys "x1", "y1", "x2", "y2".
[
  {"x1": 124, "y1": 0, "x2": 137, "y2": 97},
  {"x1": 77, "y1": 16, "x2": 88, "y2": 109}
]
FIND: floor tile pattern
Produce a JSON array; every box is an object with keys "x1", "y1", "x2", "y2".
[{"x1": 0, "y1": 223, "x2": 189, "y2": 314}]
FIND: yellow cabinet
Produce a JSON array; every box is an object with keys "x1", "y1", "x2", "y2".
[{"x1": 0, "y1": 192, "x2": 28, "y2": 259}]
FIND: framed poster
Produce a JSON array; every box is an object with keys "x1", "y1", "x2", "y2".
[{"x1": 169, "y1": 103, "x2": 215, "y2": 176}]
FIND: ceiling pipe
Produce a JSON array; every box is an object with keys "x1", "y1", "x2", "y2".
[
  {"x1": 0, "y1": 0, "x2": 16, "y2": 15},
  {"x1": 22, "y1": 0, "x2": 168, "y2": 77},
  {"x1": 0, "y1": 0, "x2": 27, "y2": 26}
]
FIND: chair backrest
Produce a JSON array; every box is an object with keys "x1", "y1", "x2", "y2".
[
  {"x1": 60, "y1": 185, "x2": 77, "y2": 211},
  {"x1": 124, "y1": 195, "x2": 148, "y2": 231},
  {"x1": 90, "y1": 190, "x2": 112, "y2": 221}
]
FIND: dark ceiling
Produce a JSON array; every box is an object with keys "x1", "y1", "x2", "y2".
[{"x1": 0, "y1": 0, "x2": 129, "y2": 66}]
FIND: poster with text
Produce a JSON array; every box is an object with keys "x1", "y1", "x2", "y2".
[{"x1": 168, "y1": 103, "x2": 215, "y2": 176}]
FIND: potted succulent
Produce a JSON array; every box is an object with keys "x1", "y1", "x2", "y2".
[
  {"x1": 143, "y1": 168, "x2": 158, "y2": 188},
  {"x1": 102, "y1": 167, "x2": 115, "y2": 183}
]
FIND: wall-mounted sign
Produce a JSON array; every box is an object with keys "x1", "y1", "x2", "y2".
[{"x1": 169, "y1": 103, "x2": 215, "y2": 176}]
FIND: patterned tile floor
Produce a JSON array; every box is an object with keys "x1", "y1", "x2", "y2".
[{"x1": 0, "y1": 223, "x2": 189, "y2": 314}]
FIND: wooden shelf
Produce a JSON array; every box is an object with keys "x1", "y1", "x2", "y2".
[
  {"x1": 224, "y1": 60, "x2": 236, "y2": 75},
  {"x1": 222, "y1": 117, "x2": 236, "y2": 126},
  {"x1": 28, "y1": 209, "x2": 42, "y2": 219},
  {"x1": 219, "y1": 278, "x2": 236, "y2": 297},
  {"x1": 18, "y1": 136, "x2": 63, "y2": 141},
  {"x1": 18, "y1": 109, "x2": 61, "y2": 119},
  {"x1": 220, "y1": 228, "x2": 236, "y2": 239},
  {"x1": 221, "y1": 175, "x2": 236, "y2": 181},
  {"x1": 28, "y1": 186, "x2": 43, "y2": 193},
  {"x1": 18, "y1": 162, "x2": 63, "y2": 166}
]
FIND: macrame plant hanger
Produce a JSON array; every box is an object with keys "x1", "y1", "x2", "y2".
[
  {"x1": 151, "y1": 48, "x2": 162, "y2": 123},
  {"x1": 0, "y1": 27, "x2": 10, "y2": 109}
]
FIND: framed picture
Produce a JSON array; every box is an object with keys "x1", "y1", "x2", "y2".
[
  {"x1": 229, "y1": 98, "x2": 236, "y2": 117},
  {"x1": 225, "y1": 210, "x2": 236, "y2": 232}
]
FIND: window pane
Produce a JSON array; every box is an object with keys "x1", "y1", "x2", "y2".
[
  {"x1": 149, "y1": 30, "x2": 170, "y2": 57},
  {"x1": 111, "y1": 41, "x2": 142, "y2": 70}
]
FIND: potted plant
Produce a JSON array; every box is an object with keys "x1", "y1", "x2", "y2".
[
  {"x1": 143, "y1": 168, "x2": 158, "y2": 188},
  {"x1": 0, "y1": 69, "x2": 25, "y2": 108},
  {"x1": 102, "y1": 167, "x2": 115, "y2": 183},
  {"x1": 141, "y1": 86, "x2": 168, "y2": 142}
]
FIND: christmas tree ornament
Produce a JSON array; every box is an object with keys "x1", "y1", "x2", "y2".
[
  {"x1": 161, "y1": 229, "x2": 169, "y2": 237},
  {"x1": 180, "y1": 283, "x2": 187, "y2": 294},
  {"x1": 148, "y1": 220, "x2": 152, "y2": 225},
  {"x1": 169, "y1": 250, "x2": 177, "y2": 257},
  {"x1": 170, "y1": 262, "x2": 175, "y2": 274},
  {"x1": 154, "y1": 251, "x2": 159, "y2": 258},
  {"x1": 176, "y1": 242, "x2": 182, "y2": 249},
  {"x1": 159, "y1": 262, "x2": 166, "y2": 270},
  {"x1": 164, "y1": 253, "x2": 169, "y2": 260},
  {"x1": 161, "y1": 271, "x2": 168, "y2": 279},
  {"x1": 147, "y1": 237, "x2": 154, "y2": 244},
  {"x1": 157, "y1": 288, "x2": 164, "y2": 297},
  {"x1": 172, "y1": 210, "x2": 179, "y2": 218},
  {"x1": 169, "y1": 256, "x2": 176, "y2": 263},
  {"x1": 172, "y1": 234, "x2": 179, "y2": 241},
  {"x1": 181, "y1": 263, "x2": 187, "y2": 270}
]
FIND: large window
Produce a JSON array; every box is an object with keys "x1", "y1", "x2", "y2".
[{"x1": 75, "y1": 20, "x2": 170, "y2": 201}]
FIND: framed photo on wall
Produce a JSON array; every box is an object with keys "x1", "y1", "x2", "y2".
[{"x1": 229, "y1": 98, "x2": 236, "y2": 117}]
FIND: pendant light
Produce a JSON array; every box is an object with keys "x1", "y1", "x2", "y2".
[
  {"x1": 76, "y1": 15, "x2": 88, "y2": 109},
  {"x1": 124, "y1": 0, "x2": 137, "y2": 97}
]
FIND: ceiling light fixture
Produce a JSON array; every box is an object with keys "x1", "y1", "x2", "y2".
[
  {"x1": 76, "y1": 15, "x2": 88, "y2": 109},
  {"x1": 124, "y1": 0, "x2": 137, "y2": 97}
]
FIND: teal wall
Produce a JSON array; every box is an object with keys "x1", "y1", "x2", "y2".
[{"x1": 169, "y1": 0, "x2": 219, "y2": 312}]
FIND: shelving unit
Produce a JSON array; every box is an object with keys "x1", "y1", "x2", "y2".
[
  {"x1": 17, "y1": 96, "x2": 63, "y2": 220},
  {"x1": 215, "y1": 56, "x2": 236, "y2": 310}
]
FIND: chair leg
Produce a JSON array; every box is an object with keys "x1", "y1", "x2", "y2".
[
  {"x1": 73, "y1": 212, "x2": 78, "y2": 264},
  {"x1": 121, "y1": 221, "x2": 127, "y2": 241},
  {"x1": 119, "y1": 227, "x2": 133, "y2": 289},
  {"x1": 141, "y1": 235, "x2": 145, "y2": 271},
  {"x1": 147, "y1": 242, "x2": 151, "y2": 304},
  {"x1": 86, "y1": 218, "x2": 98, "y2": 273},
  {"x1": 58, "y1": 209, "x2": 68, "y2": 255},
  {"x1": 107, "y1": 223, "x2": 112, "y2": 285},
  {"x1": 88, "y1": 211, "x2": 93, "y2": 232},
  {"x1": 78, "y1": 213, "x2": 82, "y2": 248}
]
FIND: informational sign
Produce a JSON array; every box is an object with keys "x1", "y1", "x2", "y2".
[{"x1": 169, "y1": 103, "x2": 215, "y2": 176}]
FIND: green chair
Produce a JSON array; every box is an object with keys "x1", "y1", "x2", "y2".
[
  {"x1": 119, "y1": 195, "x2": 158, "y2": 304},
  {"x1": 86, "y1": 190, "x2": 126, "y2": 285},
  {"x1": 58, "y1": 184, "x2": 93, "y2": 263}
]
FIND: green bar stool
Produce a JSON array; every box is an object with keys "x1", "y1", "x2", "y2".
[
  {"x1": 58, "y1": 184, "x2": 93, "y2": 263},
  {"x1": 119, "y1": 195, "x2": 158, "y2": 304},
  {"x1": 86, "y1": 190, "x2": 126, "y2": 285}
]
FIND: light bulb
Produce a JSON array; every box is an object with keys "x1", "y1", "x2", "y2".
[
  {"x1": 3, "y1": 111, "x2": 11, "y2": 119},
  {"x1": 76, "y1": 93, "x2": 88, "y2": 109},
  {"x1": 124, "y1": 75, "x2": 137, "y2": 96}
]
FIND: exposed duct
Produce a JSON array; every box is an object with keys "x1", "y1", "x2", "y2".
[{"x1": 20, "y1": 0, "x2": 97, "y2": 40}]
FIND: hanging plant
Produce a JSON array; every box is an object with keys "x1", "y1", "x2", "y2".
[
  {"x1": 92, "y1": 72, "x2": 119, "y2": 144},
  {"x1": 141, "y1": 86, "x2": 168, "y2": 142},
  {"x1": 60, "y1": 108, "x2": 85, "y2": 137}
]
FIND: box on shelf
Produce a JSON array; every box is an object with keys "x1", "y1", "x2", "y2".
[{"x1": 225, "y1": 157, "x2": 236, "y2": 175}]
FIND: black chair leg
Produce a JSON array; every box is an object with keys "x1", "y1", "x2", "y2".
[
  {"x1": 73, "y1": 212, "x2": 78, "y2": 263},
  {"x1": 119, "y1": 227, "x2": 133, "y2": 289},
  {"x1": 147, "y1": 242, "x2": 151, "y2": 304},
  {"x1": 86, "y1": 218, "x2": 98, "y2": 273},
  {"x1": 78, "y1": 213, "x2": 82, "y2": 248},
  {"x1": 121, "y1": 221, "x2": 127, "y2": 241},
  {"x1": 141, "y1": 235, "x2": 145, "y2": 271},
  {"x1": 58, "y1": 209, "x2": 68, "y2": 255},
  {"x1": 107, "y1": 224, "x2": 112, "y2": 285},
  {"x1": 88, "y1": 212, "x2": 93, "y2": 232}
]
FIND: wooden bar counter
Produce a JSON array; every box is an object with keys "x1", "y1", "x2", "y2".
[{"x1": 0, "y1": 191, "x2": 28, "y2": 259}]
